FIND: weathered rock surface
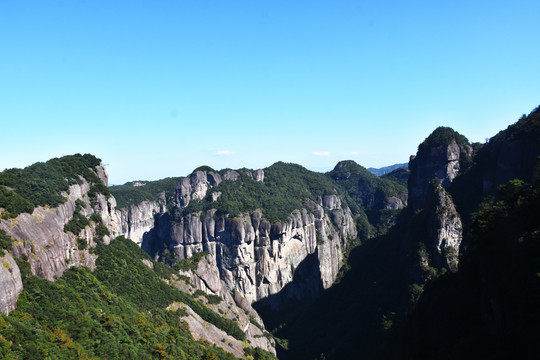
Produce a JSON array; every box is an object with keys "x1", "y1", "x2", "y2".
[
  {"x1": 385, "y1": 194, "x2": 408, "y2": 210},
  {"x1": 0, "y1": 167, "x2": 118, "y2": 313},
  {"x1": 168, "y1": 194, "x2": 356, "y2": 307},
  {"x1": 427, "y1": 183, "x2": 462, "y2": 272},
  {"x1": 113, "y1": 168, "x2": 357, "y2": 309},
  {"x1": 0, "y1": 254, "x2": 23, "y2": 314},
  {"x1": 406, "y1": 131, "x2": 471, "y2": 274},
  {"x1": 409, "y1": 139, "x2": 472, "y2": 210},
  {"x1": 114, "y1": 198, "x2": 165, "y2": 246}
]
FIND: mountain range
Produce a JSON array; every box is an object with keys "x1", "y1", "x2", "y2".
[{"x1": 0, "y1": 105, "x2": 538, "y2": 359}]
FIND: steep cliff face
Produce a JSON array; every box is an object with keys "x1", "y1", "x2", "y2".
[
  {"x1": 0, "y1": 253, "x2": 23, "y2": 314},
  {"x1": 409, "y1": 135, "x2": 472, "y2": 211},
  {"x1": 169, "y1": 194, "x2": 356, "y2": 306},
  {"x1": 426, "y1": 182, "x2": 462, "y2": 272},
  {"x1": 116, "y1": 166, "x2": 357, "y2": 309},
  {"x1": 0, "y1": 166, "x2": 118, "y2": 314},
  {"x1": 114, "y1": 198, "x2": 166, "y2": 247},
  {"x1": 407, "y1": 128, "x2": 470, "y2": 273}
]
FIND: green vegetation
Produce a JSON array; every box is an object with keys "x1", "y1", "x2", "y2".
[
  {"x1": 402, "y1": 178, "x2": 540, "y2": 359},
  {"x1": 14, "y1": 256, "x2": 31, "y2": 279},
  {"x1": 328, "y1": 161, "x2": 406, "y2": 209},
  {"x1": 63, "y1": 200, "x2": 90, "y2": 235},
  {"x1": 0, "y1": 229, "x2": 13, "y2": 257},
  {"x1": 0, "y1": 154, "x2": 109, "y2": 219},
  {"x1": 76, "y1": 237, "x2": 88, "y2": 250},
  {"x1": 327, "y1": 160, "x2": 407, "y2": 236},
  {"x1": 94, "y1": 238, "x2": 245, "y2": 341},
  {"x1": 94, "y1": 223, "x2": 110, "y2": 244},
  {"x1": 417, "y1": 126, "x2": 469, "y2": 152},
  {"x1": 90, "y1": 211, "x2": 102, "y2": 223},
  {"x1": 184, "y1": 162, "x2": 356, "y2": 223},
  {"x1": 488, "y1": 105, "x2": 540, "y2": 146},
  {"x1": 0, "y1": 267, "x2": 238, "y2": 360},
  {"x1": 380, "y1": 167, "x2": 410, "y2": 188},
  {"x1": 0, "y1": 236, "x2": 275, "y2": 359},
  {"x1": 174, "y1": 251, "x2": 209, "y2": 272},
  {"x1": 110, "y1": 177, "x2": 181, "y2": 209},
  {"x1": 193, "y1": 290, "x2": 223, "y2": 305},
  {"x1": 450, "y1": 106, "x2": 540, "y2": 223},
  {"x1": 243, "y1": 346, "x2": 277, "y2": 360},
  {"x1": 193, "y1": 165, "x2": 216, "y2": 173}
]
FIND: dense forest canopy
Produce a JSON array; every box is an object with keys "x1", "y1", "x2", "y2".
[{"x1": 0, "y1": 154, "x2": 109, "y2": 219}]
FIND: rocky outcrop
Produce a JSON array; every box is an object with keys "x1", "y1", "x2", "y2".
[
  {"x1": 0, "y1": 254, "x2": 23, "y2": 314},
  {"x1": 175, "y1": 169, "x2": 265, "y2": 209},
  {"x1": 427, "y1": 182, "x2": 462, "y2": 272},
  {"x1": 409, "y1": 139, "x2": 472, "y2": 211},
  {"x1": 385, "y1": 193, "x2": 408, "y2": 210},
  {"x1": 176, "y1": 171, "x2": 214, "y2": 208},
  {"x1": 0, "y1": 166, "x2": 118, "y2": 313},
  {"x1": 169, "y1": 194, "x2": 356, "y2": 307},
  {"x1": 112, "y1": 166, "x2": 353, "y2": 310},
  {"x1": 406, "y1": 128, "x2": 472, "y2": 276},
  {"x1": 115, "y1": 198, "x2": 166, "y2": 247},
  {"x1": 169, "y1": 254, "x2": 275, "y2": 355}
]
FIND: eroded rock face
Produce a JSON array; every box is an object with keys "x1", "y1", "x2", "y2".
[
  {"x1": 409, "y1": 140, "x2": 472, "y2": 210},
  {"x1": 114, "y1": 168, "x2": 356, "y2": 310},
  {"x1": 428, "y1": 183, "x2": 462, "y2": 272},
  {"x1": 115, "y1": 199, "x2": 166, "y2": 246},
  {"x1": 169, "y1": 197, "x2": 356, "y2": 306},
  {"x1": 0, "y1": 167, "x2": 118, "y2": 313},
  {"x1": 176, "y1": 171, "x2": 210, "y2": 208},
  {"x1": 0, "y1": 254, "x2": 23, "y2": 314},
  {"x1": 386, "y1": 194, "x2": 408, "y2": 210},
  {"x1": 407, "y1": 133, "x2": 470, "y2": 274}
]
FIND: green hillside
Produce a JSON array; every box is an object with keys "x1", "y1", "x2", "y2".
[{"x1": 0, "y1": 236, "x2": 275, "y2": 360}]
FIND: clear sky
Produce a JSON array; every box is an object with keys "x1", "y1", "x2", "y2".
[{"x1": 1, "y1": 0, "x2": 539, "y2": 184}]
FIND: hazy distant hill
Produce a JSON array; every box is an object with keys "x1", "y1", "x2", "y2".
[{"x1": 368, "y1": 163, "x2": 409, "y2": 176}]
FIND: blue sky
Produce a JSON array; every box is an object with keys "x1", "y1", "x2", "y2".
[{"x1": 1, "y1": 0, "x2": 539, "y2": 184}]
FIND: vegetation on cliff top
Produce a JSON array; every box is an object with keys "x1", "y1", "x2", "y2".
[
  {"x1": 0, "y1": 154, "x2": 109, "y2": 219},
  {"x1": 418, "y1": 126, "x2": 469, "y2": 152},
  {"x1": 184, "y1": 162, "x2": 361, "y2": 223},
  {"x1": 110, "y1": 176, "x2": 181, "y2": 209}
]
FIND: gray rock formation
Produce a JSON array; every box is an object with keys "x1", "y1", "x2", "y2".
[
  {"x1": 407, "y1": 130, "x2": 471, "y2": 274},
  {"x1": 0, "y1": 166, "x2": 119, "y2": 313},
  {"x1": 114, "y1": 198, "x2": 166, "y2": 247},
  {"x1": 427, "y1": 182, "x2": 462, "y2": 272},
  {"x1": 409, "y1": 139, "x2": 472, "y2": 210},
  {"x1": 385, "y1": 194, "x2": 408, "y2": 210},
  {"x1": 169, "y1": 195, "x2": 356, "y2": 306},
  {"x1": 0, "y1": 254, "x2": 23, "y2": 314}
]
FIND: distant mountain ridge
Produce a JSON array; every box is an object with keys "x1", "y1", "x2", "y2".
[{"x1": 368, "y1": 162, "x2": 409, "y2": 176}]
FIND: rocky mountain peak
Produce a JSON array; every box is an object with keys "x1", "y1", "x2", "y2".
[{"x1": 409, "y1": 127, "x2": 472, "y2": 210}]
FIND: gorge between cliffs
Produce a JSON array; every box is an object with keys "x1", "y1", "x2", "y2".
[{"x1": 0, "y1": 105, "x2": 539, "y2": 359}]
